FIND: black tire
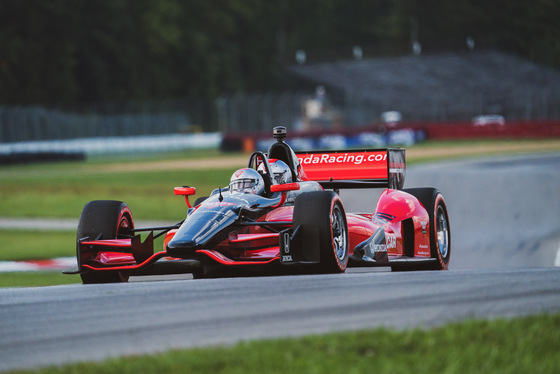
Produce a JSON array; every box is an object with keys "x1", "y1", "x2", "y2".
[
  {"x1": 293, "y1": 191, "x2": 349, "y2": 273},
  {"x1": 403, "y1": 188, "x2": 451, "y2": 270},
  {"x1": 77, "y1": 200, "x2": 134, "y2": 284}
]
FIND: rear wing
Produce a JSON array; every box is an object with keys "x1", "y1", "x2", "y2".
[{"x1": 296, "y1": 148, "x2": 405, "y2": 190}]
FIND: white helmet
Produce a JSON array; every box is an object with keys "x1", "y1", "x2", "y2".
[
  {"x1": 270, "y1": 160, "x2": 292, "y2": 184},
  {"x1": 258, "y1": 159, "x2": 292, "y2": 184},
  {"x1": 230, "y1": 168, "x2": 265, "y2": 195}
]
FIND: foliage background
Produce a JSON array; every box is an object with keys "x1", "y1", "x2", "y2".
[{"x1": 0, "y1": 0, "x2": 558, "y2": 106}]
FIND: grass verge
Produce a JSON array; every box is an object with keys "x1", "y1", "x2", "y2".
[
  {"x1": 0, "y1": 230, "x2": 163, "y2": 262},
  {"x1": 11, "y1": 313, "x2": 560, "y2": 374},
  {"x1": 0, "y1": 271, "x2": 80, "y2": 287},
  {"x1": 0, "y1": 230, "x2": 164, "y2": 288},
  {"x1": 0, "y1": 229, "x2": 81, "y2": 287},
  {"x1": 0, "y1": 230, "x2": 76, "y2": 261},
  {"x1": 0, "y1": 167, "x2": 234, "y2": 220},
  {"x1": 2, "y1": 139, "x2": 560, "y2": 221}
]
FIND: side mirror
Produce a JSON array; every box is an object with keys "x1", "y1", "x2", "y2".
[
  {"x1": 174, "y1": 187, "x2": 196, "y2": 196},
  {"x1": 174, "y1": 186, "x2": 196, "y2": 208}
]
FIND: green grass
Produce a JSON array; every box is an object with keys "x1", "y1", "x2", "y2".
[
  {"x1": 0, "y1": 230, "x2": 76, "y2": 261},
  {"x1": 10, "y1": 313, "x2": 560, "y2": 373},
  {"x1": 0, "y1": 271, "x2": 80, "y2": 287},
  {"x1": 0, "y1": 230, "x2": 164, "y2": 262},
  {"x1": 2, "y1": 139, "x2": 559, "y2": 220},
  {"x1": 0, "y1": 168, "x2": 233, "y2": 220},
  {"x1": 0, "y1": 229, "x2": 165, "y2": 288},
  {"x1": 0, "y1": 147, "x2": 241, "y2": 220},
  {"x1": 0, "y1": 229, "x2": 91, "y2": 287}
]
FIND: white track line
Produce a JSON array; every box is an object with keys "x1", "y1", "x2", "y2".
[{"x1": 555, "y1": 245, "x2": 560, "y2": 267}]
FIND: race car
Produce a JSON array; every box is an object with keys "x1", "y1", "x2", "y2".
[{"x1": 66, "y1": 126, "x2": 450, "y2": 283}]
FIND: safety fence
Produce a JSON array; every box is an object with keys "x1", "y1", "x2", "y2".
[{"x1": 1, "y1": 90, "x2": 559, "y2": 144}]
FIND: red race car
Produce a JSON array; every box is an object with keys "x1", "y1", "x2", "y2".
[{"x1": 66, "y1": 126, "x2": 450, "y2": 283}]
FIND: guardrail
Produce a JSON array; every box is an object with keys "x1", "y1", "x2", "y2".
[
  {"x1": 397, "y1": 120, "x2": 560, "y2": 139},
  {"x1": 221, "y1": 120, "x2": 560, "y2": 153},
  {"x1": 0, "y1": 133, "x2": 222, "y2": 165}
]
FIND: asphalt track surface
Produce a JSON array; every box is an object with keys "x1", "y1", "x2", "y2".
[{"x1": 1, "y1": 153, "x2": 560, "y2": 371}]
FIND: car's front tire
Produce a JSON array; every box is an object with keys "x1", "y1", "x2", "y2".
[
  {"x1": 77, "y1": 200, "x2": 133, "y2": 284},
  {"x1": 293, "y1": 191, "x2": 349, "y2": 273}
]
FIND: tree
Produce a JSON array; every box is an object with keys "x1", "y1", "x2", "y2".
[{"x1": 0, "y1": 0, "x2": 557, "y2": 106}]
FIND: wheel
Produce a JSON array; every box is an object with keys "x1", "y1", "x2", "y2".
[
  {"x1": 293, "y1": 191, "x2": 349, "y2": 273},
  {"x1": 77, "y1": 200, "x2": 134, "y2": 283},
  {"x1": 403, "y1": 188, "x2": 451, "y2": 270}
]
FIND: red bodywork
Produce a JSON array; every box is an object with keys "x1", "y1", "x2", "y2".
[{"x1": 76, "y1": 147, "x2": 440, "y2": 274}]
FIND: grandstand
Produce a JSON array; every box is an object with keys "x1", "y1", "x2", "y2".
[
  {"x1": 2, "y1": 51, "x2": 559, "y2": 146},
  {"x1": 287, "y1": 51, "x2": 560, "y2": 122}
]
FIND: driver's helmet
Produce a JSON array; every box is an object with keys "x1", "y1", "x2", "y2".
[
  {"x1": 229, "y1": 168, "x2": 265, "y2": 195},
  {"x1": 270, "y1": 160, "x2": 292, "y2": 184},
  {"x1": 257, "y1": 159, "x2": 292, "y2": 184}
]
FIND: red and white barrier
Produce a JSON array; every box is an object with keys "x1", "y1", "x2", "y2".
[{"x1": 0, "y1": 258, "x2": 76, "y2": 272}]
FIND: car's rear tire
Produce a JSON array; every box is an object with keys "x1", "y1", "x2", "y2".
[
  {"x1": 293, "y1": 191, "x2": 349, "y2": 273},
  {"x1": 403, "y1": 188, "x2": 450, "y2": 270},
  {"x1": 77, "y1": 200, "x2": 133, "y2": 284}
]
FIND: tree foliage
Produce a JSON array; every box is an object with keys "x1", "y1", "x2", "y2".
[{"x1": 0, "y1": 0, "x2": 557, "y2": 106}]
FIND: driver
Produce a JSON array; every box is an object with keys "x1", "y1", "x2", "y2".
[
  {"x1": 258, "y1": 159, "x2": 292, "y2": 185},
  {"x1": 229, "y1": 168, "x2": 265, "y2": 195},
  {"x1": 270, "y1": 159, "x2": 292, "y2": 184}
]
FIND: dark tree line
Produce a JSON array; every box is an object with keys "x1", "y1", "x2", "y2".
[{"x1": 0, "y1": 0, "x2": 557, "y2": 107}]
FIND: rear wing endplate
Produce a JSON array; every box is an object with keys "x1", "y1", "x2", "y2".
[{"x1": 295, "y1": 148, "x2": 405, "y2": 190}]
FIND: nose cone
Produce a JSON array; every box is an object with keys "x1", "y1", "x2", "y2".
[
  {"x1": 166, "y1": 208, "x2": 238, "y2": 258},
  {"x1": 166, "y1": 237, "x2": 197, "y2": 250},
  {"x1": 166, "y1": 235, "x2": 200, "y2": 258}
]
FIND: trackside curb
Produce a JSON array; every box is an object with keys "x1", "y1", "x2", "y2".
[{"x1": 0, "y1": 257, "x2": 76, "y2": 272}]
